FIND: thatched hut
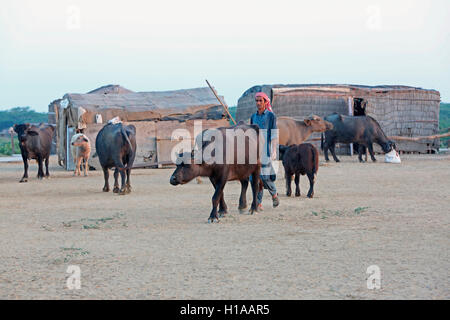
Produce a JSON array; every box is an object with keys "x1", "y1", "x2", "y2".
[
  {"x1": 236, "y1": 84, "x2": 441, "y2": 153},
  {"x1": 50, "y1": 85, "x2": 229, "y2": 170}
]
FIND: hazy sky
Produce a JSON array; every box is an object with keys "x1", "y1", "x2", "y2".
[{"x1": 1, "y1": 0, "x2": 449, "y2": 112}]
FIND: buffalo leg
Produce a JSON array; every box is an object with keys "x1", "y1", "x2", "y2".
[
  {"x1": 218, "y1": 192, "x2": 228, "y2": 217},
  {"x1": 238, "y1": 179, "x2": 249, "y2": 213},
  {"x1": 209, "y1": 179, "x2": 226, "y2": 223},
  {"x1": 209, "y1": 177, "x2": 227, "y2": 217},
  {"x1": 323, "y1": 143, "x2": 330, "y2": 162},
  {"x1": 45, "y1": 156, "x2": 50, "y2": 177},
  {"x1": 330, "y1": 144, "x2": 340, "y2": 162},
  {"x1": 125, "y1": 168, "x2": 131, "y2": 193},
  {"x1": 20, "y1": 154, "x2": 29, "y2": 183},
  {"x1": 113, "y1": 168, "x2": 120, "y2": 193},
  {"x1": 307, "y1": 172, "x2": 315, "y2": 198},
  {"x1": 358, "y1": 145, "x2": 364, "y2": 162},
  {"x1": 37, "y1": 156, "x2": 44, "y2": 179},
  {"x1": 285, "y1": 172, "x2": 292, "y2": 197},
  {"x1": 368, "y1": 143, "x2": 377, "y2": 162},
  {"x1": 294, "y1": 173, "x2": 300, "y2": 197},
  {"x1": 249, "y1": 171, "x2": 260, "y2": 215},
  {"x1": 119, "y1": 169, "x2": 127, "y2": 195},
  {"x1": 102, "y1": 167, "x2": 110, "y2": 192}
]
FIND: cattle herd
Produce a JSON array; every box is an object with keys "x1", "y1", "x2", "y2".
[{"x1": 12, "y1": 112, "x2": 397, "y2": 223}]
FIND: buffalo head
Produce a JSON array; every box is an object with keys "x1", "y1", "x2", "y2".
[
  {"x1": 382, "y1": 140, "x2": 397, "y2": 153},
  {"x1": 303, "y1": 115, "x2": 333, "y2": 132},
  {"x1": 170, "y1": 152, "x2": 201, "y2": 185},
  {"x1": 13, "y1": 123, "x2": 39, "y2": 144}
]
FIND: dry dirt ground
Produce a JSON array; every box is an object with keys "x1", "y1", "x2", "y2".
[{"x1": 0, "y1": 154, "x2": 449, "y2": 300}]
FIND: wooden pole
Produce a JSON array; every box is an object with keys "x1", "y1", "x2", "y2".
[
  {"x1": 348, "y1": 96, "x2": 353, "y2": 156},
  {"x1": 10, "y1": 130, "x2": 15, "y2": 154},
  {"x1": 206, "y1": 79, "x2": 236, "y2": 125},
  {"x1": 388, "y1": 132, "x2": 450, "y2": 141}
]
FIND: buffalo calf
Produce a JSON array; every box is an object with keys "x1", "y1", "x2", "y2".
[
  {"x1": 70, "y1": 133, "x2": 91, "y2": 176},
  {"x1": 279, "y1": 143, "x2": 319, "y2": 198}
]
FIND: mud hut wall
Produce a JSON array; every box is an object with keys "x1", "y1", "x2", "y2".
[
  {"x1": 47, "y1": 100, "x2": 60, "y2": 155},
  {"x1": 67, "y1": 119, "x2": 229, "y2": 170}
]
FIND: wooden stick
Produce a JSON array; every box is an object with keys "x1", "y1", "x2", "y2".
[
  {"x1": 10, "y1": 130, "x2": 15, "y2": 154},
  {"x1": 206, "y1": 79, "x2": 236, "y2": 125},
  {"x1": 388, "y1": 132, "x2": 450, "y2": 141}
]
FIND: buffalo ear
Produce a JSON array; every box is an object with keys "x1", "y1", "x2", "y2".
[{"x1": 304, "y1": 119, "x2": 312, "y2": 126}]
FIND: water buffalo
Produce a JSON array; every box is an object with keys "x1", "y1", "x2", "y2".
[
  {"x1": 278, "y1": 115, "x2": 333, "y2": 146},
  {"x1": 279, "y1": 143, "x2": 319, "y2": 198},
  {"x1": 13, "y1": 123, "x2": 55, "y2": 182},
  {"x1": 170, "y1": 122, "x2": 262, "y2": 223},
  {"x1": 95, "y1": 122, "x2": 136, "y2": 195},
  {"x1": 321, "y1": 113, "x2": 395, "y2": 162}
]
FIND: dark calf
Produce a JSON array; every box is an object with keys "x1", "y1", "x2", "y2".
[
  {"x1": 95, "y1": 123, "x2": 136, "y2": 195},
  {"x1": 13, "y1": 123, "x2": 55, "y2": 182},
  {"x1": 279, "y1": 143, "x2": 319, "y2": 198}
]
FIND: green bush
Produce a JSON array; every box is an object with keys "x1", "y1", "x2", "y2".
[{"x1": 0, "y1": 137, "x2": 20, "y2": 156}]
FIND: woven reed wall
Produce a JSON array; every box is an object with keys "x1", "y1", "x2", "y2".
[
  {"x1": 362, "y1": 89, "x2": 440, "y2": 151},
  {"x1": 236, "y1": 85, "x2": 440, "y2": 153}
]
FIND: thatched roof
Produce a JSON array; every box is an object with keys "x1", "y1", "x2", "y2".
[
  {"x1": 240, "y1": 84, "x2": 440, "y2": 100},
  {"x1": 87, "y1": 84, "x2": 135, "y2": 94},
  {"x1": 62, "y1": 86, "x2": 227, "y2": 126}
]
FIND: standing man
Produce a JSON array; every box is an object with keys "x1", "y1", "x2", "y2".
[{"x1": 250, "y1": 92, "x2": 279, "y2": 211}]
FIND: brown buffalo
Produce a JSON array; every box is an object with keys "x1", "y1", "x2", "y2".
[
  {"x1": 278, "y1": 115, "x2": 333, "y2": 146},
  {"x1": 13, "y1": 123, "x2": 55, "y2": 182},
  {"x1": 170, "y1": 122, "x2": 262, "y2": 223}
]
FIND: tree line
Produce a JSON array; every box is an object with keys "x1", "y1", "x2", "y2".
[{"x1": 0, "y1": 107, "x2": 48, "y2": 132}]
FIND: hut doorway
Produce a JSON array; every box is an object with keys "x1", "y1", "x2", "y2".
[{"x1": 353, "y1": 98, "x2": 366, "y2": 116}]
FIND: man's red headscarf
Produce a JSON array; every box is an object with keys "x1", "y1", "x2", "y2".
[{"x1": 255, "y1": 92, "x2": 273, "y2": 112}]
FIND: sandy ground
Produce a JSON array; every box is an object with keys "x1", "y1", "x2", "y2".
[{"x1": 0, "y1": 154, "x2": 449, "y2": 300}]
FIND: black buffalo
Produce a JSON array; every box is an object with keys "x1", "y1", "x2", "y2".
[
  {"x1": 170, "y1": 122, "x2": 262, "y2": 223},
  {"x1": 13, "y1": 123, "x2": 55, "y2": 182},
  {"x1": 95, "y1": 122, "x2": 136, "y2": 195},
  {"x1": 279, "y1": 143, "x2": 319, "y2": 198},
  {"x1": 321, "y1": 113, "x2": 395, "y2": 162}
]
